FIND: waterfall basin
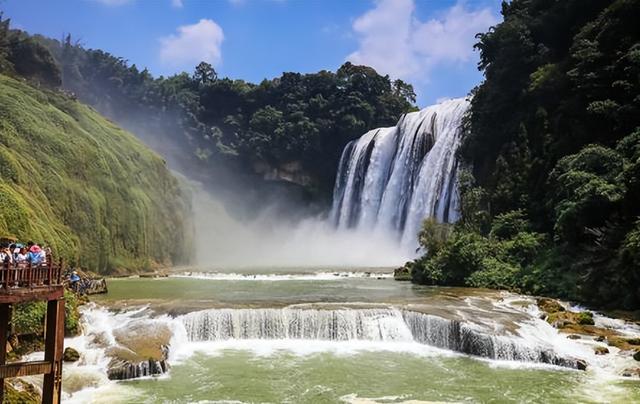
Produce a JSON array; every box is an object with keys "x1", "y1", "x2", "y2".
[{"x1": 61, "y1": 267, "x2": 640, "y2": 403}]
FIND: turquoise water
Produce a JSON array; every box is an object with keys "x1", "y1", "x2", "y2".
[
  {"x1": 119, "y1": 350, "x2": 640, "y2": 403},
  {"x1": 70, "y1": 271, "x2": 640, "y2": 403}
]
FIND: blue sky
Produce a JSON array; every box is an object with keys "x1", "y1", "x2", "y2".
[{"x1": 2, "y1": 0, "x2": 501, "y2": 106}]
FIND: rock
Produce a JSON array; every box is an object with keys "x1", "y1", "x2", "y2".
[
  {"x1": 83, "y1": 278, "x2": 108, "y2": 295},
  {"x1": 547, "y1": 310, "x2": 595, "y2": 330},
  {"x1": 576, "y1": 359, "x2": 588, "y2": 371},
  {"x1": 138, "y1": 271, "x2": 168, "y2": 278},
  {"x1": 536, "y1": 298, "x2": 565, "y2": 314},
  {"x1": 105, "y1": 321, "x2": 173, "y2": 380},
  {"x1": 107, "y1": 357, "x2": 169, "y2": 380},
  {"x1": 634, "y1": 351, "x2": 640, "y2": 361},
  {"x1": 253, "y1": 160, "x2": 314, "y2": 187},
  {"x1": 567, "y1": 334, "x2": 581, "y2": 340},
  {"x1": 593, "y1": 346, "x2": 609, "y2": 355},
  {"x1": 626, "y1": 338, "x2": 640, "y2": 345},
  {"x1": 622, "y1": 368, "x2": 640, "y2": 378},
  {"x1": 595, "y1": 335, "x2": 605, "y2": 342},
  {"x1": 63, "y1": 347, "x2": 80, "y2": 362}
]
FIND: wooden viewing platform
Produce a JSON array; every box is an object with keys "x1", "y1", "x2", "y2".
[{"x1": 0, "y1": 259, "x2": 65, "y2": 404}]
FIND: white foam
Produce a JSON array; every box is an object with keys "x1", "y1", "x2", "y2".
[
  {"x1": 170, "y1": 271, "x2": 393, "y2": 281},
  {"x1": 61, "y1": 297, "x2": 640, "y2": 401}
]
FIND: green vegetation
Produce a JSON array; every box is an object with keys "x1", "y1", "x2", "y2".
[
  {"x1": 32, "y1": 34, "x2": 416, "y2": 197},
  {"x1": 12, "y1": 290, "x2": 81, "y2": 336},
  {"x1": 0, "y1": 74, "x2": 191, "y2": 272},
  {"x1": 0, "y1": 16, "x2": 191, "y2": 273},
  {"x1": 3, "y1": 380, "x2": 40, "y2": 403},
  {"x1": 406, "y1": 0, "x2": 640, "y2": 310}
]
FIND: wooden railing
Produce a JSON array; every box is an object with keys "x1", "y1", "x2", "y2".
[{"x1": 0, "y1": 258, "x2": 63, "y2": 290}]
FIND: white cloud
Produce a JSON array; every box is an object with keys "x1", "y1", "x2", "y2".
[
  {"x1": 159, "y1": 19, "x2": 224, "y2": 69},
  {"x1": 347, "y1": 0, "x2": 498, "y2": 82},
  {"x1": 171, "y1": 0, "x2": 183, "y2": 8}
]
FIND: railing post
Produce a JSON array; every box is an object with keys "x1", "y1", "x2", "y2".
[
  {"x1": 27, "y1": 261, "x2": 32, "y2": 288},
  {"x1": 47, "y1": 258, "x2": 53, "y2": 286},
  {"x1": 57, "y1": 259, "x2": 63, "y2": 285}
]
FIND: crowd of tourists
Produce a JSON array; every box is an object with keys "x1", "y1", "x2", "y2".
[{"x1": 0, "y1": 241, "x2": 50, "y2": 266}]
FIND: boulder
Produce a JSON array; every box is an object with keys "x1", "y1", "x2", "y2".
[
  {"x1": 595, "y1": 335, "x2": 605, "y2": 342},
  {"x1": 593, "y1": 346, "x2": 609, "y2": 355},
  {"x1": 626, "y1": 338, "x2": 640, "y2": 346},
  {"x1": 634, "y1": 351, "x2": 640, "y2": 362},
  {"x1": 567, "y1": 334, "x2": 581, "y2": 340},
  {"x1": 105, "y1": 321, "x2": 172, "y2": 380},
  {"x1": 547, "y1": 310, "x2": 594, "y2": 330},
  {"x1": 83, "y1": 278, "x2": 108, "y2": 295},
  {"x1": 622, "y1": 368, "x2": 640, "y2": 378},
  {"x1": 536, "y1": 298, "x2": 565, "y2": 314},
  {"x1": 63, "y1": 347, "x2": 80, "y2": 362},
  {"x1": 576, "y1": 359, "x2": 588, "y2": 371}
]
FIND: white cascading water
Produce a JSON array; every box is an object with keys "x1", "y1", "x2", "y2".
[
  {"x1": 59, "y1": 299, "x2": 640, "y2": 402},
  {"x1": 330, "y1": 98, "x2": 469, "y2": 250},
  {"x1": 179, "y1": 307, "x2": 581, "y2": 369}
]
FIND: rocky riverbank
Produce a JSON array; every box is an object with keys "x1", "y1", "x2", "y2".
[{"x1": 536, "y1": 297, "x2": 640, "y2": 378}]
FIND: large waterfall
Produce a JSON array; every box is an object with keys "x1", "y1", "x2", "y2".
[{"x1": 330, "y1": 98, "x2": 469, "y2": 250}]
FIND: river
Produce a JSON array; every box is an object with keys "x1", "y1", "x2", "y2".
[{"x1": 48, "y1": 266, "x2": 640, "y2": 403}]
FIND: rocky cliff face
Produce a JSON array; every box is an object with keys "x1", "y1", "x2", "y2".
[{"x1": 253, "y1": 160, "x2": 315, "y2": 188}]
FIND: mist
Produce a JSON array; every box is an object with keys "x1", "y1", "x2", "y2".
[
  {"x1": 190, "y1": 183, "x2": 412, "y2": 269},
  {"x1": 80, "y1": 87, "x2": 411, "y2": 270}
]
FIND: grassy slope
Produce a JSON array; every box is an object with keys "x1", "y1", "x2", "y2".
[{"x1": 0, "y1": 75, "x2": 191, "y2": 273}]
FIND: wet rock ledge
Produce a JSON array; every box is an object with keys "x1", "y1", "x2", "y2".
[{"x1": 104, "y1": 322, "x2": 172, "y2": 380}]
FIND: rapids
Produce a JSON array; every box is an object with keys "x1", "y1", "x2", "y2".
[{"x1": 55, "y1": 268, "x2": 640, "y2": 403}]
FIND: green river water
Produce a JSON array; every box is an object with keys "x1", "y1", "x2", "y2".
[{"x1": 64, "y1": 268, "x2": 640, "y2": 403}]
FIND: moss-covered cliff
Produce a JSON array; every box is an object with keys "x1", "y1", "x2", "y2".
[{"x1": 0, "y1": 74, "x2": 191, "y2": 273}]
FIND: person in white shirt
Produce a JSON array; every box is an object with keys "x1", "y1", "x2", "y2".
[{"x1": 15, "y1": 247, "x2": 28, "y2": 263}]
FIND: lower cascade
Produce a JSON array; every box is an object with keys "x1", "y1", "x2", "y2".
[
  {"x1": 179, "y1": 307, "x2": 583, "y2": 369},
  {"x1": 330, "y1": 98, "x2": 469, "y2": 250}
]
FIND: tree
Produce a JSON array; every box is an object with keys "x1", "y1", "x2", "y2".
[
  {"x1": 193, "y1": 61, "x2": 217, "y2": 86},
  {"x1": 9, "y1": 35, "x2": 61, "y2": 87}
]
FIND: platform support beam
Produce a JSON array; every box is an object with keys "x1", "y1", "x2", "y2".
[
  {"x1": 42, "y1": 298, "x2": 64, "y2": 404},
  {"x1": 0, "y1": 303, "x2": 9, "y2": 403}
]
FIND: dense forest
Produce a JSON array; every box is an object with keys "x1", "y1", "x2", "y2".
[
  {"x1": 408, "y1": 0, "x2": 640, "y2": 309},
  {"x1": 0, "y1": 16, "x2": 191, "y2": 273},
  {"x1": 20, "y1": 29, "x2": 416, "y2": 200},
  {"x1": 3, "y1": 0, "x2": 639, "y2": 309}
]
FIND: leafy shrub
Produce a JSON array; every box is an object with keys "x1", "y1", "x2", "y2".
[
  {"x1": 466, "y1": 258, "x2": 521, "y2": 290},
  {"x1": 576, "y1": 311, "x2": 594, "y2": 325},
  {"x1": 490, "y1": 210, "x2": 529, "y2": 240},
  {"x1": 12, "y1": 301, "x2": 46, "y2": 335}
]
